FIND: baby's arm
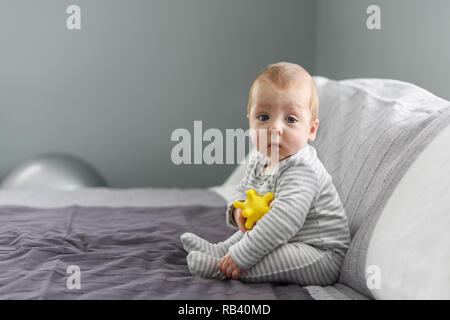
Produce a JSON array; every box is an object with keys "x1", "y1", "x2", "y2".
[
  {"x1": 225, "y1": 150, "x2": 259, "y2": 229},
  {"x1": 228, "y1": 161, "x2": 319, "y2": 270},
  {"x1": 225, "y1": 187, "x2": 246, "y2": 229}
]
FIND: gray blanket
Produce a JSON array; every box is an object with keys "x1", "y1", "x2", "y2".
[{"x1": 0, "y1": 204, "x2": 312, "y2": 300}]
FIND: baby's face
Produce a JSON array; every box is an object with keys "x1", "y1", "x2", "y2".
[{"x1": 248, "y1": 79, "x2": 318, "y2": 162}]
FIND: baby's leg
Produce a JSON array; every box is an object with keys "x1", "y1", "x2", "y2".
[
  {"x1": 186, "y1": 251, "x2": 226, "y2": 280},
  {"x1": 180, "y1": 231, "x2": 243, "y2": 258},
  {"x1": 240, "y1": 242, "x2": 343, "y2": 286}
]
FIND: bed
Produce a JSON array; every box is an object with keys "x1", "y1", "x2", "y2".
[{"x1": 1, "y1": 76, "x2": 449, "y2": 300}]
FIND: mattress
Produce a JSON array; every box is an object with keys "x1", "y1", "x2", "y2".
[{"x1": 0, "y1": 187, "x2": 226, "y2": 208}]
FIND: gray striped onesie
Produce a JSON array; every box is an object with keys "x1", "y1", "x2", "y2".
[{"x1": 181, "y1": 143, "x2": 351, "y2": 286}]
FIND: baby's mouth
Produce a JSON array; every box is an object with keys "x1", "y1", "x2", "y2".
[{"x1": 268, "y1": 143, "x2": 281, "y2": 149}]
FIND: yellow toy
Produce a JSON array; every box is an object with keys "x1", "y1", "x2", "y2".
[{"x1": 233, "y1": 189, "x2": 274, "y2": 229}]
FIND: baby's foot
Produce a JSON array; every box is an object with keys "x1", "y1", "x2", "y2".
[
  {"x1": 186, "y1": 251, "x2": 226, "y2": 280},
  {"x1": 180, "y1": 232, "x2": 228, "y2": 258}
]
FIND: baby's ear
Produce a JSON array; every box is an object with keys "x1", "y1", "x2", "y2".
[{"x1": 308, "y1": 119, "x2": 319, "y2": 141}]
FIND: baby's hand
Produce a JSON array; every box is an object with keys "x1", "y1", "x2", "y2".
[
  {"x1": 219, "y1": 253, "x2": 243, "y2": 280},
  {"x1": 233, "y1": 208, "x2": 248, "y2": 234}
]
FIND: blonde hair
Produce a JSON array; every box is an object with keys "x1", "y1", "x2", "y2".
[{"x1": 247, "y1": 62, "x2": 319, "y2": 123}]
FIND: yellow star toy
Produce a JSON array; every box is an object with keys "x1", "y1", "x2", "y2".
[{"x1": 233, "y1": 189, "x2": 274, "y2": 230}]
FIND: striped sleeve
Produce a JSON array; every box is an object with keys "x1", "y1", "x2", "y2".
[{"x1": 228, "y1": 161, "x2": 319, "y2": 270}]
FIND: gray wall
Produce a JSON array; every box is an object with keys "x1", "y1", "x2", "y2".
[
  {"x1": 1, "y1": 0, "x2": 448, "y2": 189},
  {"x1": 314, "y1": 0, "x2": 450, "y2": 101},
  {"x1": 0, "y1": 0, "x2": 317, "y2": 188}
]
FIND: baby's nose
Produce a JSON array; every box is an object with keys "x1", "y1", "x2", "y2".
[{"x1": 269, "y1": 126, "x2": 282, "y2": 135}]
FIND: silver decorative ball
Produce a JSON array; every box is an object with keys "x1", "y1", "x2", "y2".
[{"x1": 1, "y1": 153, "x2": 107, "y2": 190}]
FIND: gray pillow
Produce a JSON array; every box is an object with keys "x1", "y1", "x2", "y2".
[{"x1": 311, "y1": 76, "x2": 450, "y2": 298}]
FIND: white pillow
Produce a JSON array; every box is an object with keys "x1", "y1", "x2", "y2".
[{"x1": 366, "y1": 124, "x2": 450, "y2": 299}]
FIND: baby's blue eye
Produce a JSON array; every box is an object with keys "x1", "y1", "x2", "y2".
[
  {"x1": 258, "y1": 114, "x2": 269, "y2": 121},
  {"x1": 286, "y1": 116, "x2": 297, "y2": 124}
]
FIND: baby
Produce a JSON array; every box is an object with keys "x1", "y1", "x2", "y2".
[{"x1": 180, "y1": 62, "x2": 351, "y2": 286}]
